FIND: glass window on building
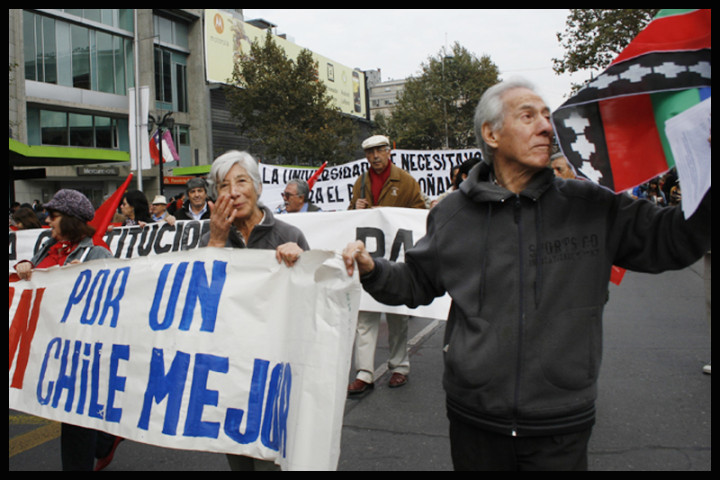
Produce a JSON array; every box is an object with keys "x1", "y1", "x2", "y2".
[
  {"x1": 71, "y1": 25, "x2": 91, "y2": 90},
  {"x1": 22, "y1": 13, "x2": 56, "y2": 84},
  {"x1": 154, "y1": 48, "x2": 188, "y2": 113},
  {"x1": 95, "y1": 116, "x2": 118, "y2": 149},
  {"x1": 60, "y1": 9, "x2": 134, "y2": 32},
  {"x1": 117, "y1": 10, "x2": 134, "y2": 32},
  {"x1": 82, "y1": 9, "x2": 102, "y2": 23},
  {"x1": 161, "y1": 50, "x2": 172, "y2": 103},
  {"x1": 33, "y1": 108, "x2": 119, "y2": 149},
  {"x1": 155, "y1": 15, "x2": 173, "y2": 45},
  {"x1": 41, "y1": 110, "x2": 68, "y2": 146},
  {"x1": 55, "y1": 22, "x2": 73, "y2": 86},
  {"x1": 114, "y1": 36, "x2": 127, "y2": 94},
  {"x1": 23, "y1": 10, "x2": 133, "y2": 95},
  {"x1": 22, "y1": 12, "x2": 37, "y2": 81},
  {"x1": 152, "y1": 13, "x2": 189, "y2": 112},
  {"x1": 97, "y1": 32, "x2": 115, "y2": 93},
  {"x1": 176, "y1": 125, "x2": 191, "y2": 167},
  {"x1": 176, "y1": 64, "x2": 188, "y2": 113},
  {"x1": 41, "y1": 16, "x2": 57, "y2": 84},
  {"x1": 69, "y1": 113, "x2": 93, "y2": 146},
  {"x1": 153, "y1": 14, "x2": 189, "y2": 49}
]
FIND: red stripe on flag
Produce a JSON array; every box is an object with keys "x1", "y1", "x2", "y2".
[
  {"x1": 599, "y1": 95, "x2": 669, "y2": 192},
  {"x1": 611, "y1": 9, "x2": 711, "y2": 65},
  {"x1": 610, "y1": 265, "x2": 626, "y2": 285}
]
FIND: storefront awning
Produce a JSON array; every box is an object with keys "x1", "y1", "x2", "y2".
[
  {"x1": 9, "y1": 138, "x2": 130, "y2": 167},
  {"x1": 171, "y1": 165, "x2": 211, "y2": 176}
]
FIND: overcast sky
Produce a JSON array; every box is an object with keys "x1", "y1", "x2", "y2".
[{"x1": 243, "y1": 9, "x2": 589, "y2": 111}]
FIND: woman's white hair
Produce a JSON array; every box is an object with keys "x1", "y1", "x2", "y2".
[
  {"x1": 207, "y1": 150, "x2": 262, "y2": 197},
  {"x1": 474, "y1": 77, "x2": 539, "y2": 165}
]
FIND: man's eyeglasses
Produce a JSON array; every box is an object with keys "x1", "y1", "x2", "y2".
[{"x1": 281, "y1": 191, "x2": 299, "y2": 199}]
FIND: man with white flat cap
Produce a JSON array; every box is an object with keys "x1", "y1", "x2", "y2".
[
  {"x1": 348, "y1": 135, "x2": 426, "y2": 210},
  {"x1": 347, "y1": 134, "x2": 426, "y2": 395}
]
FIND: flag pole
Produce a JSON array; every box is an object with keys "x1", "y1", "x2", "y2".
[
  {"x1": 149, "y1": 111, "x2": 175, "y2": 197},
  {"x1": 133, "y1": 10, "x2": 143, "y2": 191}
]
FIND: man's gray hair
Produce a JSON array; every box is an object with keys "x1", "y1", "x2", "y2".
[
  {"x1": 207, "y1": 150, "x2": 262, "y2": 197},
  {"x1": 185, "y1": 177, "x2": 207, "y2": 193},
  {"x1": 474, "y1": 77, "x2": 538, "y2": 165},
  {"x1": 288, "y1": 178, "x2": 310, "y2": 201}
]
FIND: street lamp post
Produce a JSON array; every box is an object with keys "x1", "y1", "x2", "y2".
[{"x1": 148, "y1": 112, "x2": 174, "y2": 196}]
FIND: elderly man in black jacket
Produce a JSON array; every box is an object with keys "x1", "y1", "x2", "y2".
[{"x1": 343, "y1": 78, "x2": 711, "y2": 471}]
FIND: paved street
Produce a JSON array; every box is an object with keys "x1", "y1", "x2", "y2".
[{"x1": 9, "y1": 259, "x2": 711, "y2": 470}]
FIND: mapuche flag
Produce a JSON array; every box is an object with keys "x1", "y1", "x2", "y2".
[{"x1": 551, "y1": 9, "x2": 710, "y2": 193}]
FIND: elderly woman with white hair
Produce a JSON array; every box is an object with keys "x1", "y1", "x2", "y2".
[
  {"x1": 201, "y1": 150, "x2": 308, "y2": 263},
  {"x1": 200, "y1": 150, "x2": 308, "y2": 471}
]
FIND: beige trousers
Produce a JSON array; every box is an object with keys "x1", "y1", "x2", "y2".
[{"x1": 353, "y1": 311, "x2": 410, "y2": 383}]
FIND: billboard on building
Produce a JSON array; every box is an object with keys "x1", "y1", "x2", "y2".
[{"x1": 204, "y1": 9, "x2": 366, "y2": 119}]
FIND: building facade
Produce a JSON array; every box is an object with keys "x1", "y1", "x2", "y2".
[
  {"x1": 366, "y1": 69, "x2": 406, "y2": 122},
  {"x1": 9, "y1": 9, "x2": 375, "y2": 209},
  {"x1": 9, "y1": 9, "x2": 215, "y2": 206}
]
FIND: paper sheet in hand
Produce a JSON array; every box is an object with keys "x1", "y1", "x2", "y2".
[{"x1": 664, "y1": 97, "x2": 711, "y2": 219}]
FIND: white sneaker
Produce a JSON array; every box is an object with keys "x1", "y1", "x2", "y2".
[{"x1": 703, "y1": 363, "x2": 711, "y2": 375}]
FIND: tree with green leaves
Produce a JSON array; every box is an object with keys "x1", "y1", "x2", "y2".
[
  {"x1": 553, "y1": 9, "x2": 660, "y2": 85},
  {"x1": 225, "y1": 31, "x2": 358, "y2": 166},
  {"x1": 382, "y1": 42, "x2": 499, "y2": 150}
]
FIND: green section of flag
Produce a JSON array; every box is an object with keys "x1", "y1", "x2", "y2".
[
  {"x1": 653, "y1": 9, "x2": 698, "y2": 20},
  {"x1": 650, "y1": 88, "x2": 701, "y2": 169}
]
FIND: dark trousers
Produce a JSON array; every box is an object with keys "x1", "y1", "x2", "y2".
[
  {"x1": 60, "y1": 423, "x2": 116, "y2": 471},
  {"x1": 448, "y1": 415, "x2": 592, "y2": 471}
]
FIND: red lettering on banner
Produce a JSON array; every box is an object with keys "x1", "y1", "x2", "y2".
[{"x1": 9, "y1": 287, "x2": 45, "y2": 389}]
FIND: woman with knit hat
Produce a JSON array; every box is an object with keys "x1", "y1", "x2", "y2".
[
  {"x1": 13, "y1": 189, "x2": 122, "y2": 470},
  {"x1": 15, "y1": 189, "x2": 112, "y2": 281}
]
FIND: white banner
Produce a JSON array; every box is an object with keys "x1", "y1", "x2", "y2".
[
  {"x1": 10, "y1": 209, "x2": 452, "y2": 320},
  {"x1": 9, "y1": 248, "x2": 360, "y2": 470},
  {"x1": 259, "y1": 149, "x2": 482, "y2": 212}
]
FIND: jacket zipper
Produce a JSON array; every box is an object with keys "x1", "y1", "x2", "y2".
[{"x1": 512, "y1": 195, "x2": 523, "y2": 437}]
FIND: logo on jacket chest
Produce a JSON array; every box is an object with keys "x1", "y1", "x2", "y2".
[{"x1": 528, "y1": 234, "x2": 600, "y2": 265}]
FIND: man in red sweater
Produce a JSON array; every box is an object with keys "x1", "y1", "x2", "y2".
[{"x1": 347, "y1": 135, "x2": 426, "y2": 395}]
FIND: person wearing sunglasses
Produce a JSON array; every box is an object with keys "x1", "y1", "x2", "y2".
[{"x1": 280, "y1": 179, "x2": 321, "y2": 213}]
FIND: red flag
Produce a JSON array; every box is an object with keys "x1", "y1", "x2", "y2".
[
  {"x1": 89, "y1": 173, "x2": 133, "y2": 248},
  {"x1": 307, "y1": 161, "x2": 327, "y2": 189}
]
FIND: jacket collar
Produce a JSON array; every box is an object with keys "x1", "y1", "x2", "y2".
[{"x1": 460, "y1": 161, "x2": 555, "y2": 203}]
